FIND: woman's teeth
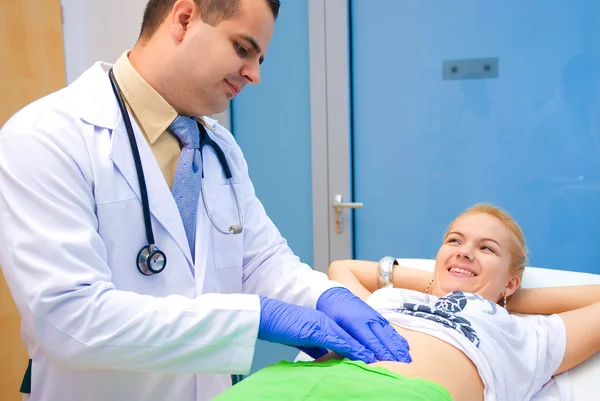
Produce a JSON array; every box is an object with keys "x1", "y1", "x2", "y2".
[{"x1": 449, "y1": 267, "x2": 476, "y2": 277}]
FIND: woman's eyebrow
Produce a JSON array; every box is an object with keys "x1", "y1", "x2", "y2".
[
  {"x1": 481, "y1": 238, "x2": 503, "y2": 249},
  {"x1": 448, "y1": 232, "x2": 503, "y2": 249}
]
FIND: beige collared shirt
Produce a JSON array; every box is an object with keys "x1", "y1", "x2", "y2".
[{"x1": 112, "y1": 51, "x2": 191, "y2": 189}]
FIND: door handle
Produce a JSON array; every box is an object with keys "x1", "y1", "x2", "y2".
[
  {"x1": 332, "y1": 194, "x2": 363, "y2": 213},
  {"x1": 332, "y1": 194, "x2": 363, "y2": 234}
]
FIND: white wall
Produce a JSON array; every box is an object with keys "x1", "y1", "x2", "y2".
[{"x1": 61, "y1": 0, "x2": 146, "y2": 84}]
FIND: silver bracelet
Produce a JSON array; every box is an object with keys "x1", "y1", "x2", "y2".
[{"x1": 377, "y1": 256, "x2": 397, "y2": 289}]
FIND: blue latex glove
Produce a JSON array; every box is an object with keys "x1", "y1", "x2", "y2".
[
  {"x1": 317, "y1": 287, "x2": 412, "y2": 363},
  {"x1": 257, "y1": 296, "x2": 376, "y2": 363}
]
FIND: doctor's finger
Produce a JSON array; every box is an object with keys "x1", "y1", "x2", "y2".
[
  {"x1": 324, "y1": 323, "x2": 377, "y2": 363},
  {"x1": 371, "y1": 323, "x2": 412, "y2": 363},
  {"x1": 372, "y1": 322, "x2": 410, "y2": 354},
  {"x1": 343, "y1": 321, "x2": 398, "y2": 362},
  {"x1": 322, "y1": 335, "x2": 376, "y2": 364}
]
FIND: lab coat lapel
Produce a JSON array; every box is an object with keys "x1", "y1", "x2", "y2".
[
  {"x1": 110, "y1": 120, "x2": 195, "y2": 268},
  {"x1": 72, "y1": 62, "x2": 194, "y2": 268}
]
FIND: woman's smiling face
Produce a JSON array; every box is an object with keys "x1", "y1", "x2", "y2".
[{"x1": 432, "y1": 212, "x2": 520, "y2": 303}]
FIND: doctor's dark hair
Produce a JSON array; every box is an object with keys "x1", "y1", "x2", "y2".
[{"x1": 140, "y1": 0, "x2": 281, "y2": 40}]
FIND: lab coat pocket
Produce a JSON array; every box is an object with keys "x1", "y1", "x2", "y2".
[{"x1": 211, "y1": 183, "x2": 243, "y2": 270}]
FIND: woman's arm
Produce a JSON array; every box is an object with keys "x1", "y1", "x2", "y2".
[
  {"x1": 508, "y1": 285, "x2": 600, "y2": 315},
  {"x1": 554, "y1": 300, "x2": 600, "y2": 375},
  {"x1": 328, "y1": 260, "x2": 433, "y2": 301}
]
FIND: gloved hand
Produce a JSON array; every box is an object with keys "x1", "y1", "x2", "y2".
[
  {"x1": 317, "y1": 287, "x2": 412, "y2": 363},
  {"x1": 257, "y1": 296, "x2": 376, "y2": 363}
]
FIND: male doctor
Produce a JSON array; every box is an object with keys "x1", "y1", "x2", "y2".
[{"x1": 0, "y1": 0, "x2": 410, "y2": 400}]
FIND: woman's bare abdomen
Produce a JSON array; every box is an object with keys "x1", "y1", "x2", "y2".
[{"x1": 370, "y1": 324, "x2": 484, "y2": 401}]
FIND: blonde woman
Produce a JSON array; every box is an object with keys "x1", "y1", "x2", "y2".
[{"x1": 214, "y1": 204, "x2": 600, "y2": 401}]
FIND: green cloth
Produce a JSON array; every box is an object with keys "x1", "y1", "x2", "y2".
[{"x1": 213, "y1": 359, "x2": 454, "y2": 401}]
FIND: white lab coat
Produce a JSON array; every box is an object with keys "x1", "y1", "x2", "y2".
[{"x1": 0, "y1": 62, "x2": 337, "y2": 401}]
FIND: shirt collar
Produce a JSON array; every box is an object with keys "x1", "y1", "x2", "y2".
[{"x1": 112, "y1": 51, "x2": 178, "y2": 144}]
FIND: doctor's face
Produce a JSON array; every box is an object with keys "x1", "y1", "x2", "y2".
[
  {"x1": 431, "y1": 213, "x2": 520, "y2": 303},
  {"x1": 168, "y1": 0, "x2": 274, "y2": 116}
]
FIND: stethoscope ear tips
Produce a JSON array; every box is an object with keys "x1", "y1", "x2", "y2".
[{"x1": 229, "y1": 225, "x2": 243, "y2": 235}]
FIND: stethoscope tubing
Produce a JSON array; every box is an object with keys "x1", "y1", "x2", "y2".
[{"x1": 108, "y1": 68, "x2": 156, "y2": 247}]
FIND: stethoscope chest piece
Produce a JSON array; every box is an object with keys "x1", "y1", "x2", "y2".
[{"x1": 137, "y1": 245, "x2": 167, "y2": 276}]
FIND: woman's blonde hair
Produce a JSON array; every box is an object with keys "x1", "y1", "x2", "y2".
[{"x1": 445, "y1": 203, "x2": 528, "y2": 279}]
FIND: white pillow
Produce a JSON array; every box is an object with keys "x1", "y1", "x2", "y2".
[{"x1": 394, "y1": 258, "x2": 600, "y2": 401}]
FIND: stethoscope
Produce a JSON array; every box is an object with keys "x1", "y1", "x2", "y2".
[{"x1": 108, "y1": 68, "x2": 243, "y2": 276}]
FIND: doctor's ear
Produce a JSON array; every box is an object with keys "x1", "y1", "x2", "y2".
[{"x1": 169, "y1": 0, "x2": 198, "y2": 39}]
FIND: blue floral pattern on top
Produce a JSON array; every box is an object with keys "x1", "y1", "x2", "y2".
[{"x1": 395, "y1": 291, "x2": 481, "y2": 348}]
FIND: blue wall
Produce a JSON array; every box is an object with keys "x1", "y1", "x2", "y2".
[
  {"x1": 232, "y1": 0, "x2": 600, "y2": 374},
  {"x1": 351, "y1": 1, "x2": 600, "y2": 273},
  {"x1": 231, "y1": 1, "x2": 313, "y2": 373}
]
